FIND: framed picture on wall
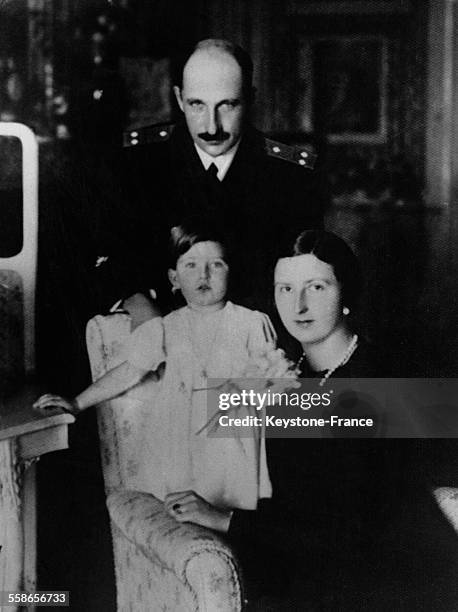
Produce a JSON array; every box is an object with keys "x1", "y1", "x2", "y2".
[{"x1": 296, "y1": 36, "x2": 388, "y2": 143}]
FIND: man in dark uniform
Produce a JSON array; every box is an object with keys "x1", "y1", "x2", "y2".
[{"x1": 94, "y1": 38, "x2": 323, "y2": 323}]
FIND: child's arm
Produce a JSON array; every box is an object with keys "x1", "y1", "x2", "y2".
[
  {"x1": 33, "y1": 361, "x2": 151, "y2": 416},
  {"x1": 35, "y1": 316, "x2": 166, "y2": 416}
]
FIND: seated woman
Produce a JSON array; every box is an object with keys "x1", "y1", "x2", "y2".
[
  {"x1": 217, "y1": 229, "x2": 384, "y2": 605},
  {"x1": 227, "y1": 230, "x2": 458, "y2": 610}
]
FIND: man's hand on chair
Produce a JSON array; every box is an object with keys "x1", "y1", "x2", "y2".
[{"x1": 123, "y1": 292, "x2": 162, "y2": 331}]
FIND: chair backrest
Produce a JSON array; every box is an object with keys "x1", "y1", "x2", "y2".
[{"x1": 86, "y1": 313, "x2": 156, "y2": 494}]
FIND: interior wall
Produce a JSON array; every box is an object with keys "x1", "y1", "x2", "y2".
[{"x1": 201, "y1": 0, "x2": 427, "y2": 203}]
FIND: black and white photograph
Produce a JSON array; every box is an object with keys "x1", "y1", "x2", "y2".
[{"x1": 1, "y1": 1, "x2": 458, "y2": 610}]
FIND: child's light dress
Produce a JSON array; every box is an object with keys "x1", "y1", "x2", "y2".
[{"x1": 124, "y1": 301, "x2": 275, "y2": 509}]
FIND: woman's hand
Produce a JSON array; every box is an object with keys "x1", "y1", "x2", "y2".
[
  {"x1": 164, "y1": 490, "x2": 232, "y2": 533},
  {"x1": 33, "y1": 394, "x2": 79, "y2": 416}
]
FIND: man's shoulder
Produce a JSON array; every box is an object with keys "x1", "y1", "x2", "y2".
[
  {"x1": 123, "y1": 122, "x2": 175, "y2": 148},
  {"x1": 263, "y1": 136, "x2": 316, "y2": 171},
  {"x1": 118, "y1": 123, "x2": 177, "y2": 175},
  {"x1": 243, "y1": 128, "x2": 317, "y2": 172},
  {"x1": 238, "y1": 131, "x2": 320, "y2": 208},
  {"x1": 120, "y1": 122, "x2": 199, "y2": 175}
]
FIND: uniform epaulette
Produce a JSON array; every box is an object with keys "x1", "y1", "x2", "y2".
[
  {"x1": 123, "y1": 123, "x2": 175, "y2": 148},
  {"x1": 264, "y1": 137, "x2": 317, "y2": 170}
]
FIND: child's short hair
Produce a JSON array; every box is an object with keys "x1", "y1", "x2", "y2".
[{"x1": 168, "y1": 220, "x2": 231, "y2": 269}]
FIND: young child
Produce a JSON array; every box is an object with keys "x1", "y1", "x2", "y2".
[{"x1": 34, "y1": 223, "x2": 275, "y2": 518}]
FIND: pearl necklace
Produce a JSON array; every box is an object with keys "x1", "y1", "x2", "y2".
[{"x1": 296, "y1": 334, "x2": 359, "y2": 387}]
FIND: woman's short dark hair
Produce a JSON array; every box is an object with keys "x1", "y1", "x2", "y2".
[
  {"x1": 168, "y1": 220, "x2": 231, "y2": 269},
  {"x1": 279, "y1": 229, "x2": 362, "y2": 310}
]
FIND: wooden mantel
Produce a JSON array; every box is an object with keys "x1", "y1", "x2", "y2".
[
  {"x1": 0, "y1": 387, "x2": 74, "y2": 610},
  {"x1": 0, "y1": 387, "x2": 74, "y2": 456}
]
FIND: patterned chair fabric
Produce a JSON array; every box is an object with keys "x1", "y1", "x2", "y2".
[{"x1": 86, "y1": 313, "x2": 243, "y2": 611}]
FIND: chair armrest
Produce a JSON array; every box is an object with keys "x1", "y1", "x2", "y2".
[{"x1": 107, "y1": 490, "x2": 243, "y2": 609}]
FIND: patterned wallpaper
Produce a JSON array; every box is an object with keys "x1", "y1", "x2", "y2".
[{"x1": 203, "y1": 0, "x2": 427, "y2": 203}]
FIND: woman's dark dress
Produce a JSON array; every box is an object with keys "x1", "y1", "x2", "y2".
[{"x1": 228, "y1": 342, "x2": 458, "y2": 610}]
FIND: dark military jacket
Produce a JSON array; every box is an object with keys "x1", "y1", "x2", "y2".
[{"x1": 90, "y1": 120, "x2": 323, "y2": 312}]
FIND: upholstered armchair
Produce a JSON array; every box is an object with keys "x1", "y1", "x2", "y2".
[{"x1": 86, "y1": 312, "x2": 244, "y2": 611}]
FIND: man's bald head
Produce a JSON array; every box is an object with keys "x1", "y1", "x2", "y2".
[
  {"x1": 179, "y1": 39, "x2": 254, "y2": 101},
  {"x1": 174, "y1": 39, "x2": 254, "y2": 157}
]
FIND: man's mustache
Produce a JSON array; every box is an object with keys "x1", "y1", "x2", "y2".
[{"x1": 198, "y1": 131, "x2": 230, "y2": 142}]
